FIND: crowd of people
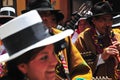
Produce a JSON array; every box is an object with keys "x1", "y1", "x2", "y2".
[{"x1": 0, "y1": 0, "x2": 120, "y2": 80}]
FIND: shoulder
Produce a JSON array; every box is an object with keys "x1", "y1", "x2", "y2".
[
  {"x1": 51, "y1": 28, "x2": 62, "y2": 34},
  {"x1": 114, "y1": 32, "x2": 120, "y2": 41},
  {"x1": 112, "y1": 28, "x2": 120, "y2": 33},
  {"x1": 77, "y1": 28, "x2": 91, "y2": 38}
]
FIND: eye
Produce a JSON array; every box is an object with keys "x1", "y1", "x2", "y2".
[{"x1": 40, "y1": 55, "x2": 48, "y2": 60}]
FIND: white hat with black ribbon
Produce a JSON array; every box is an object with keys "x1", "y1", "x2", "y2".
[{"x1": 0, "y1": 10, "x2": 73, "y2": 63}]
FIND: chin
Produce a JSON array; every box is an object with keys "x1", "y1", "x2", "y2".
[{"x1": 46, "y1": 73, "x2": 56, "y2": 80}]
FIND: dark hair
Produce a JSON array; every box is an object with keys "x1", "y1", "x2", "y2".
[{"x1": 53, "y1": 12, "x2": 64, "y2": 24}]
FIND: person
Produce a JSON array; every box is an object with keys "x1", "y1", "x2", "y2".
[
  {"x1": 76, "y1": 11, "x2": 93, "y2": 34},
  {"x1": 75, "y1": 1, "x2": 120, "y2": 79},
  {"x1": 20, "y1": 0, "x2": 92, "y2": 80},
  {"x1": 0, "y1": 10, "x2": 74, "y2": 80},
  {"x1": 71, "y1": 17, "x2": 90, "y2": 43},
  {"x1": 71, "y1": 10, "x2": 93, "y2": 43},
  {"x1": 0, "y1": 6, "x2": 16, "y2": 55},
  {"x1": 0, "y1": 6, "x2": 16, "y2": 26},
  {"x1": 0, "y1": 6, "x2": 16, "y2": 77},
  {"x1": 21, "y1": 0, "x2": 64, "y2": 30},
  {"x1": 71, "y1": 11, "x2": 92, "y2": 43}
]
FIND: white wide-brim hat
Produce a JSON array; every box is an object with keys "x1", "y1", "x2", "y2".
[
  {"x1": 0, "y1": 7, "x2": 16, "y2": 19},
  {"x1": 0, "y1": 10, "x2": 73, "y2": 63},
  {"x1": 0, "y1": 7, "x2": 16, "y2": 24}
]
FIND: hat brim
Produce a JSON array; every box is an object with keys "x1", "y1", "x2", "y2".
[
  {"x1": 112, "y1": 14, "x2": 120, "y2": 28},
  {"x1": 22, "y1": 8, "x2": 60, "y2": 14},
  {"x1": 36, "y1": 8, "x2": 59, "y2": 11},
  {"x1": 87, "y1": 12, "x2": 120, "y2": 21},
  {"x1": 112, "y1": 23, "x2": 120, "y2": 28},
  {"x1": 0, "y1": 15, "x2": 15, "y2": 19},
  {"x1": 0, "y1": 29, "x2": 73, "y2": 63},
  {"x1": 0, "y1": 15, "x2": 15, "y2": 24},
  {"x1": 79, "y1": 17, "x2": 86, "y2": 20}
]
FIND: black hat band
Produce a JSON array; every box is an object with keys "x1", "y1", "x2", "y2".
[
  {"x1": 2, "y1": 23, "x2": 50, "y2": 56},
  {"x1": 0, "y1": 11, "x2": 15, "y2": 16}
]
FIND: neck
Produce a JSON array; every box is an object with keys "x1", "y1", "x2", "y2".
[{"x1": 95, "y1": 28, "x2": 105, "y2": 37}]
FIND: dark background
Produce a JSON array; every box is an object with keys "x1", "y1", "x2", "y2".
[{"x1": 91, "y1": 0, "x2": 120, "y2": 13}]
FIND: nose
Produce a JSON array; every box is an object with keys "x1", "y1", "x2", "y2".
[
  {"x1": 106, "y1": 24, "x2": 110, "y2": 27},
  {"x1": 105, "y1": 20, "x2": 113, "y2": 27},
  {"x1": 104, "y1": 22, "x2": 112, "y2": 28},
  {"x1": 49, "y1": 53, "x2": 58, "y2": 66}
]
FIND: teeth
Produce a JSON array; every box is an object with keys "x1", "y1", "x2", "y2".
[{"x1": 48, "y1": 69, "x2": 55, "y2": 72}]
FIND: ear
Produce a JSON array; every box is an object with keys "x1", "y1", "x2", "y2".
[{"x1": 17, "y1": 63, "x2": 28, "y2": 74}]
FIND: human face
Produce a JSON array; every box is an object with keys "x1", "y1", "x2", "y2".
[
  {"x1": 92, "y1": 14, "x2": 113, "y2": 34},
  {"x1": 39, "y1": 11, "x2": 57, "y2": 28},
  {"x1": 19, "y1": 44, "x2": 58, "y2": 80}
]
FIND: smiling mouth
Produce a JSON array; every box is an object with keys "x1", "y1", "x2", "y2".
[
  {"x1": 46, "y1": 70, "x2": 56, "y2": 79},
  {"x1": 47, "y1": 70, "x2": 55, "y2": 73},
  {"x1": 47, "y1": 68, "x2": 56, "y2": 72}
]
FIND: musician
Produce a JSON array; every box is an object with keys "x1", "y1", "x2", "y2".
[
  {"x1": 75, "y1": 1, "x2": 120, "y2": 79},
  {"x1": 18, "y1": 0, "x2": 93, "y2": 80}
]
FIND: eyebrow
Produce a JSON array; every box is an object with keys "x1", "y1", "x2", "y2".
[
  {"x1": 40, "y1": 50, "x2": 55, "y2": 54},
  {"x1": 39, "y1": 51, "x2": 48, "y2": 54}
]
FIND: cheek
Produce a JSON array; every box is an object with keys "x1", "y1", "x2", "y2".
[
  {"x1": 109, "y1": 22, "x2": 113, "y2": 26},
  {"x1": 97, "y1": 21, "x2": 104, "y2": 26},
  {"x1": 29, "y1": 60, "x2": 48, "y2": 72},
  {"x1": 27, "y1": 62, "x2": 48, "y2": 80}
]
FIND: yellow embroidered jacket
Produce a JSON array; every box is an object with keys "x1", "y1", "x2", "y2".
[{"x1": 52, "y1": 28, "x2": 92, "y2": 80}]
